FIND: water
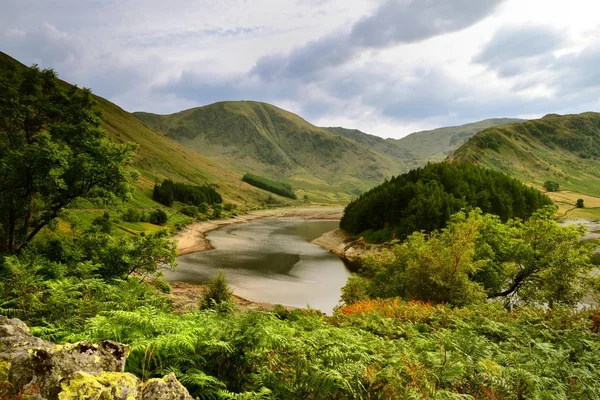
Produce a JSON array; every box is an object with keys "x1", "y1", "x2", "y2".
[{"x1": 166, "y1": 219, "x2": 350, "y2": 313}]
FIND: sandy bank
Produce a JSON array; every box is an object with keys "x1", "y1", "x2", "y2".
[{"x1": 174, "y1": 206, "x2": 343, "y2": 256}]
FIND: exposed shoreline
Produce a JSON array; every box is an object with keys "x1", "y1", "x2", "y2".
[{"x1": 174, "y1": 205, "x2": 344, "y2": 256}]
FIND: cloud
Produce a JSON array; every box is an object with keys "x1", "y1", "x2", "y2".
[
  {"x1": 251, "y1": 0, "x2": 505, "y2": 80},
  {"x1": 474, "y1": 24, "x2": 565, "y2": 77}
]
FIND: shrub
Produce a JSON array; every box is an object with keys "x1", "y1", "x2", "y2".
[
  {"x1": 200, "y1": 271, "x2": 233, "y2": 310},
  {"x1": 544, "y1": 180, "x2": 560, "y2": 192},
  {"x1": 91, "y1": 212, "x2": 112, "y2": 234},
  {"x1": 577, "y1": 198, "x2": 585, "y2": 208},
  {"x1": 122, "y1": 208, "x2": 142, "y2": 223},
  {"x1": 180, "y1": 205, "x2": 199, "y2": 218},
  {"x1": 223, "y1": 203, "x2": 235, "y2": 212},
  {"x1": 197, "y1": 202, "x2": 209, "y2": 214},
  {"x1": 149, "y1": 209, "x2": 168, "y2": 225}
]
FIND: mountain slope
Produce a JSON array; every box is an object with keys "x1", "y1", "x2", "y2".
[
  {"x1": 135, "y1": 102, "x2": 409, "y2": 201},
  {"x1": 451, "y1": 112, "x2": 600, "y2": 215},
  {"x1": 0, "y1": 51, "x2": 272, "y2": 227},
  {"x1": 398, "y1": 118, "x2": 524, "y2": 162}
]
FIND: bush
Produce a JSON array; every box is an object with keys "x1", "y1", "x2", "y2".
[
  {"x1": 122, "y1": 208, "x2": 142, "y2": 223},
  {"x1": 180, "y1": 205, "x2": 199, "y2": 218},
  {"x1": 223, "y1": 203, "x2": 235, "y2": 212},
  {"x1": 197, "y1": 202, "x2": 209, "y2": 214},
  {"x1": 577, "y1": 198, "x2": 585, "y2": 208},
  {"x1": 544, "y1": 180, "x2": 560, "y2": 192},
  {"x1": 149, "y1": 209, "x2": 168, "y2": 225},
  {"x1": 200, "y1": 271, "x2": 233, "y2": 310},
  {"x1": 91, "y1": 212, "x2": 112, "y2": 234}
]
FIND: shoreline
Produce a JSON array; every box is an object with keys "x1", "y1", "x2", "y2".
[
  {"x1": 169, "y1": 206, "x2": 344, "y2": 313},
  {"x1": 174, "y1": 205, "x2": 344, "y2": 256}
]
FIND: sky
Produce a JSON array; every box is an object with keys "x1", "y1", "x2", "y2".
[{"x1": 2, "y1": 0, "x2": 600, "y2": 138}]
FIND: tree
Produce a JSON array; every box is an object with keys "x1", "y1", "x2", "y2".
[
  {"x1": 577, "y1": 198, "x2": 585, "y2": 208},
  {"x1": 476, "y1": 206, "x2": 594, "y2": 307},
  {"x1": 149, "y1": 209, "x2": 168, "y2": 225},
  {"x1": 0, "y1": 64, "x2": 136, "y2": 253},
  {"x1": 201, "y1": 271, "x2": 233, "y2": 309},
  {"x1": 544, "y1": 180, "x2": 560, "y2": 192},
  {"x1": 91, "y1": 212, "x2": 113, "y2": 234}
]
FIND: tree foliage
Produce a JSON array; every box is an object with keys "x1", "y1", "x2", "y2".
[
  {"x1": 0, "y1": 64, "x2": 136, "y2": 253},
  {"x1": 544, "y1": 180, "x2": 560, "y2": 192},
  {"x1": 350, "y1": 207, "x2": 594, "y2": 308},
  {"x1": 153, "y1": 179, "x2": 222, "y2": 207},
  {"x1": 242, "y1": 173, "x2": 297, "y2": 199},
  {"x1": 340, "y1": 162, "x2": 553, "y2": 241}
]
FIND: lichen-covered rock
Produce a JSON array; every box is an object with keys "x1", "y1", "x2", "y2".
[
  {"x1": 142, "y1": 373, "x2": 193, "y2": 400},
  {"x1": 58, "y1": 371, "x2": 141, "y2": 400},
  {"x1": 9, "y1": 340, "x2": 130, "y2": 399},
  {"x1": 0, "y1": 316, "x2": 193, "y2": 400}
]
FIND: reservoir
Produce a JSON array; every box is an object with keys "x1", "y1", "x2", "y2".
[{"x1": 166, "y1": 219, "x2": 350, "y2": 313}]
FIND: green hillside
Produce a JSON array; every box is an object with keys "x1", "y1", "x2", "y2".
[
  {"x1": 451, "y1": 112, "x2": 600, "y2": 217},
  {"x1": 134, "y1": 103, "x2": 410, "y2": 202},
  {"x1": 0, "y1": 51, "x2": 275, "y2": 234},
  {"x1": 398, "y1": 118, "x2": 524, "y2": 163}
]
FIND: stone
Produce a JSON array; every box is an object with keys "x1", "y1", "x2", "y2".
[
  {"x1": 0, "y1": 316, "x2": 195, "y2": 400},
  {"x1": 142, "y1": 373, "x2": 193, "y2": 400}
]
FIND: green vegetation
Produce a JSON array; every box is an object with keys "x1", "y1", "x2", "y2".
[
  {"x1": 344, "y1": 207, "x2": 594, "y2": 308},
  {"x1": 242, "y1": 173, "x2": 297, "y2": 199},
  {"x1": 577, "y1": 198, "x2": 585, "y2": 208},
  {"x1": 340, "y1": 162, "x2": 552, "y2": 241},
  {"x1": 152, "y1": 178, "x2": 222, "y2": 207},
  {"x1": 544, "y1": 180, "x2": 560, "y2": 192},
  {"x1": 452, "y1": 112, "x2": 600, "y2": 200},
  {"x1": 200, "y1": 271, "x2": 234, "y2": 310},
  {"x1": 0, "y1": 63, "x2": 135, "y2": 253},
  {"x1": 0, "y1": 51, "x2": 272, "y2": 235},
  {"x1": 135, "y1": 101, "x2": 409, "y2": 203}
]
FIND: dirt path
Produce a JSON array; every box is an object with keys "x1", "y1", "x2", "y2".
[{"x1": 174, "y1": 206, "x2": 343, "y2": 256}]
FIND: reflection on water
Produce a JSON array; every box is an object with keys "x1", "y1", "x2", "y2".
[{"x1": 166, "y1": 219, "x2": 350, "y2": 313}]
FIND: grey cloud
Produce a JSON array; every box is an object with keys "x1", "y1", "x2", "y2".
[
  {"x1": 252, "y1": 0, "x2": 505, "y2": 80},
  {"x1": 0, "y1": 23, "x2": 83, "y2": 67},
  {"x1": 350, "y1": 0, "x2": 504, "y2": 47},
  {"x1": 474, "y1": 24, "x2": 564, "y2": 76}
]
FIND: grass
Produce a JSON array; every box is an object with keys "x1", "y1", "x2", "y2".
[{"x1": 452, "y1": 112, "x2": 600, "y2": 214}]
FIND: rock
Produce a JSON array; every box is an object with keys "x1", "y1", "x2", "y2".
[
  {"x1": 58, "y1": 371, "x2": 141, "y2": 400},
  {"x1": 9, "y1": 340, "x2": 130, "y2": 398},
  {"x1": 0, "y1": 316, "x2": 193, "y2": 400},
  {"x1": 142, "y1": 373, "x2": 193, "y2": 400}
]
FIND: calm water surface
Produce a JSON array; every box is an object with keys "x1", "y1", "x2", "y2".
[{"x1": 166, "y1": 219, "x2": 350, "y2": 313}]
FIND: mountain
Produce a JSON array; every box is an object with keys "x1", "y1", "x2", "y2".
[
  {"x1": 134, "y1": 102, "x2": 410, "y2": 202},
  {"x1": 0, "y1": 51, "x2": 273, "y2": 229},
  {"x1": 451, "y1": 112, "x2": 600, "y2": 217},
  {"x1": 397, "y1": 118, "x2": 524, "y2": 163}
]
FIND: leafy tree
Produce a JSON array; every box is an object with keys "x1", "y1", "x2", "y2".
[
  {"x1": 153, "y1": 179, "x2": 222, "y2": 207},
  {"x1": 577, "y1": 198, "x2": 585, "y2": 208},
  {"x1": 350, "y1": 207, "x2": 594, "y2": 308},
  {"x1": 479, "y1": 206, "x2": 594, "y2": 306},
  {"x1": 201, "y1": 271, "x2": 233, "y2": 310},
  {"x1": 197, "y1": 202, "x2": 209, "y2": 214},
  {"x1": 121, "y1": 208, "x2": 142, "y2": 223},
  {"x1": 149, "y1": 209, "x2": 168, "y2": 225},
  {"x1": 91, "y1": 211, "x2": 112, "y2": 234},
  {"x1": 180, "y1": 205, "x2": 199, "y2": 218},
  {"x1": 544, "y1": 180, "x2": 560, "y2": 192},
  {"x1": 0, "y1": 65, "x2": 136, "y2": 253}
]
